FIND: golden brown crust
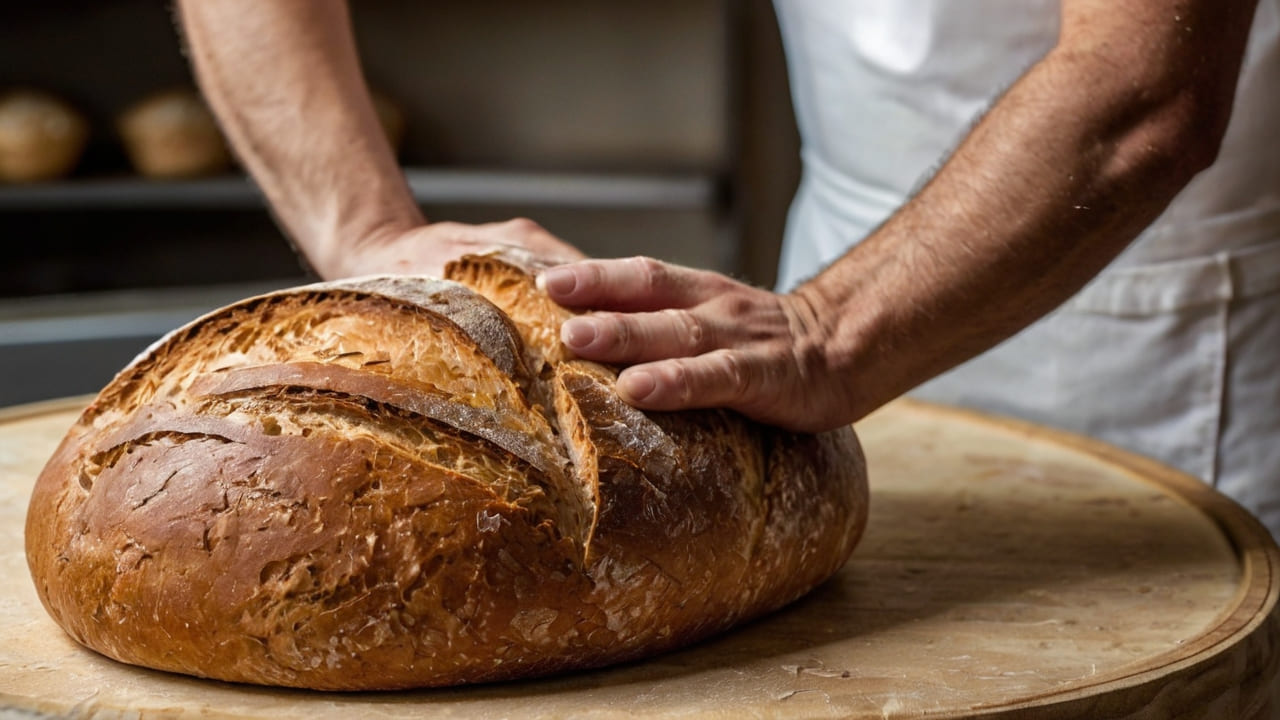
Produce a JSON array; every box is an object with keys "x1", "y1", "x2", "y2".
[
  {"x1": 25, "y1": 254, "x2": 868, "y2": 690},
  {"x1": 445, "y1": 249, "x2": 577, "y2": 372}
]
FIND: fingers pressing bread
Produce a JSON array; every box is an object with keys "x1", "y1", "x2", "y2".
[{"x1": 540, "y1": 256, "x2": 725, "y2": 311}]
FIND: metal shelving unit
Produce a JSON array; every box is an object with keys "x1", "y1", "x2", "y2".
[{"x1": 0, "y1": 168, "x2": 722, "y2": 211}]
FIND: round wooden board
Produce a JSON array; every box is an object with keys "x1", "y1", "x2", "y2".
[{"x1": 3, "y1": 397, "x2": 1279, "y2": 719}]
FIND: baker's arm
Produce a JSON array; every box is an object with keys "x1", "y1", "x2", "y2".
[
  {"x1": 542, "y1": 0, "x2": 1259, "y2": 432},
  {"x1": 176, "y1": 0, "x2": 582, "y2": 279}
]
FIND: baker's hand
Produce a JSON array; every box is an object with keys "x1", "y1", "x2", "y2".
[
  {"x1": 321, "y1": 218, "x2": 585, "y2": 279},
  {"x1": 540, "y1": 256, "x2": 850, "y2": 433}
]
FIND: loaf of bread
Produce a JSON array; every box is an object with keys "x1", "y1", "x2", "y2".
[
  {"x1": 0, "y1": 89, "x2": 89, "y2": 182},
  {"x1": 24, "y1": 250, "x2": 868, "y2": 691},
  {"x1": 117, "y1": 89, "x2": 231, "y2": 178}
]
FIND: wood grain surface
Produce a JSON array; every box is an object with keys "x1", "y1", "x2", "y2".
[{"x1": 3, "y1": 397, "x2": 1278, "y2": 719}]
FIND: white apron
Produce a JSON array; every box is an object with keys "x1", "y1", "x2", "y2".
[{"x1": 773, "y1": 0, "x2": 1280, "y2": 535}]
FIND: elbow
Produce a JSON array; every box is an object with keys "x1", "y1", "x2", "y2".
[
  {"x1": 1136, "y1": 77, "x2": 1233, "y2": 184},
  {"x1": 1106, "y1": 85, "x2": 1234, "y2": 198},
  {"x1": 1165, "y1": 87, "x2": 1233, "y2": 176}
]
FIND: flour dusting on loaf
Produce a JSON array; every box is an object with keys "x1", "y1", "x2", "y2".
[{"x1": 24, "y1": 250, "x2": 868, "y2": 690}]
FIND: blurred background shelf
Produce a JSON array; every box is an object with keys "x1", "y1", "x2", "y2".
[
  {"x1": 0, "y1": 282, "x2": 292, "y2": 406},
  {"x1": 0, "y1": 169, "x2": 723, "y2": 211}
]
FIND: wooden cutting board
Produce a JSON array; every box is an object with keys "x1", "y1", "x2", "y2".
[{"x1": 3, "y1": 396, "x2": 1278, "y2": 719}]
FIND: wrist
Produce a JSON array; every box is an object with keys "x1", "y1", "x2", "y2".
[
  {"x1": 305, "y1": 207, "x2": 425, "y2": 279},
  {"x1": 790, "y1": 269, "x2": 886, "y2": 423}
]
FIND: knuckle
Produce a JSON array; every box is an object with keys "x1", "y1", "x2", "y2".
[
  {"x1": 709, "y1": 271, "x2": 739, "y2": 294},
  {"x1": 577, "y1": 261, "x2": 608, "y2": 295},
  {"x1": 708, "y1": 286, "x2": 758, "y2": 317},
  {"x1": 430, "y1": 221, "x2": 464, "y2": 238},
  {"x1": 714, "y1": 350, "x2": 752, "y2": 403},
  {"x1": 668, "y1": 361, "x2": 695, "y2": 405},
  {"x1": 610, "y1": 314, "x2": 635, "y2": 354},
  {"x1": 627, "y1": 256, "x2": 666, "y2": 293},
  {"x1": 505, "y1": 217, "x2": 543, "y2": 234},
  {"x1": 726, "y1": 293, "x2": 757, "y2": 318},
  {"x1": 661, "y1": 308, "x2": 704, "y2": 354}
]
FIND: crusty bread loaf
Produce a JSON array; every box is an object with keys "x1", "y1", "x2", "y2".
[
  {"x1": 24, "y1": 250, "x2": 868, "y2": 691},
  {"x1": 0, "y1": 89, "x2": 89, "y2": 182}
]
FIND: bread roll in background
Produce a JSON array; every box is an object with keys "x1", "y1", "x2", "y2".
[
  {"x1": 0, "y1": 89, "x2": 89, "y2": 182},
  {"x1": 117, "y1": 88, "x2": 231, "y2": 178},
  {"x1": 24, "y1": 250, "x2": 869, "y2": 691}
]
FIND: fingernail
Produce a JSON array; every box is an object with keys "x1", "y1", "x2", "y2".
[
  {"x1": 538, "y1": 267, "x2": 576, "y2": 296},
  {"x1": 618, "y1": 369, "x2": 657, "y2": 402},
  {"x1": 561, "y1": 318, "x2": 597, "y2": 349}
]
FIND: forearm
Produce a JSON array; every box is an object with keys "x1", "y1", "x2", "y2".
[
  {"x1": 177, "y1": 0, "x2": 422, "y2": 277},
  {"x1": 799, "y1": 0, "x2": 1256, "y2": 421}
]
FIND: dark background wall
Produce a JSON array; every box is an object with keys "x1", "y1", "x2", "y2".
[{"x1": 0, "y1": 0, "x2": 799, "y2": 405}]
